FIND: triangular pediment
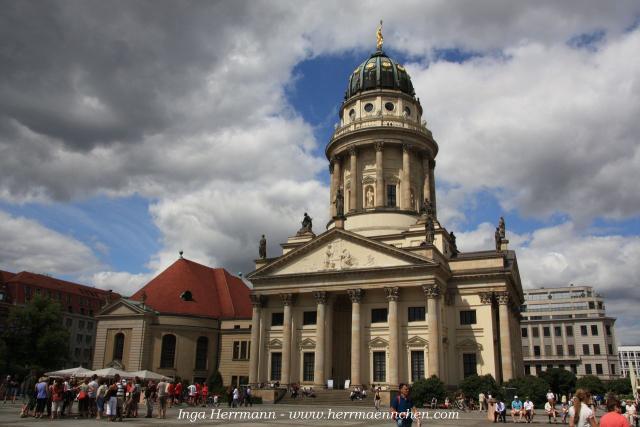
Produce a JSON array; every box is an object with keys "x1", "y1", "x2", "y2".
[
  {"x1": 369, "y1": 337, "x2": 389, "y2": 349},
  {"x1": 268, "y1": 338, "x2": 282, "y2": 349},
  {"x1": 299, "y1": 338, "x2": 316, "y2": 350},
  {"x1": 99, "y1": 299, "x2": 154, "y2": 316},
  {"x1": 455, "y1": 338, "x2": 483, "y2": 351},
  {"x1": 406, "y1": 336, "x2": 429, "y2": 348},
  {"x1": 249, "y1": 229, "x2": 434, "y2": 278}
]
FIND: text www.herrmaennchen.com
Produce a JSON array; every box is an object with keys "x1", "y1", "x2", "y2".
[{"x1": 178, "y1": 408, "x2": 460, "y2": 423}]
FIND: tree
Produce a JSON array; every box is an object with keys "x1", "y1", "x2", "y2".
[
  {"x1": 540, "y1": 368, "x2": 576, "y2": 397},
  {"x1": 208, "y1": 371, "x2": 225, "y2": 394},
  {"x1": 1, "y1": 296, "x2": 70, "y2": 372},
  {"x1": 411, "y1": 375, "x2": 447, "y2": 407},
  {"x1": 575, "y1": 375, "x2": 605, "y2": 395},
  {"x1": 505, "y1": 376, "x2": 550, "y2": 406},
  {"x1": 606, "y1": 378, "x2": 631, "y2": 396},
  {"x1": 459, "y1": 374, "x2": 502, "y2": 400}
]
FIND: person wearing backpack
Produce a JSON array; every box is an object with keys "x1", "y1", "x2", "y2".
[{"x1": 391, "y1": 383, "x2": 419, "y2": 427}]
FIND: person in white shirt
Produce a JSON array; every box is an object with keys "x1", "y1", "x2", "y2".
[
  {"x1": 187, "y1": 383, "x2": 197, "y2": 406},
  {"x1": 523, "y1": 398, "x2": 535, "y2": 423},
  {"x1": 625, "y1": 401, "x2": 637, "y2": 426},
  {"x1": 547, "y1": 390, "x2": 556, "y2": 404},
  {"x1": 232, "y1": 387, "x2": 239, "y2": 408},
  {"x1": 568, "y1": 389, "x2": 596, "y2": 427},
  {"x1": 545, "y1": 400, "x2": 558, "y2": 423}
]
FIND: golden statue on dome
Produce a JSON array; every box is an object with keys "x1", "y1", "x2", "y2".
[{"x1": 376, "y1": 20, "x2": 384, "y2": 51}]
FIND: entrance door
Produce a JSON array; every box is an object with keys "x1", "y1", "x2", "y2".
[{"x1": 331, "y1": 294, "x2": 352, "y2": 389}]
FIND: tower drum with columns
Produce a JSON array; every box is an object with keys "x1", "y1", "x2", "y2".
[{"x1": 247, "y1": 32, "x2": 524, "y2": 400}]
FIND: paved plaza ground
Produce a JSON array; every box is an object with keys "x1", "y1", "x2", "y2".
[{"x1": 0, "y1": 401, "x2": 610, "y2": 427}]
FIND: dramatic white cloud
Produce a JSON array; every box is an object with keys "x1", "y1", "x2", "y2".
[{"x1": 0, "y1": 210, "x2": 100, "y2": 275}]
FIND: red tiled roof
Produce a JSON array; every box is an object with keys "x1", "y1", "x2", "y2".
[
  {"x1": 130, "y1": 258, "x2": 251, "y2": 319},
  {"x1": 0, "y1": 270, "x2": 16, "y2": 283},
  {"x1": 7, "y1": 271, "x2": 118, "y2": 299}
]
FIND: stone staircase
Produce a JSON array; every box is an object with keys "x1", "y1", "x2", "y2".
[{"x1": 278, "y1": 389, "x2": 373, "y2": 406}]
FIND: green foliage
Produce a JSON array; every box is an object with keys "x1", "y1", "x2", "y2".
[
  {"x1": 411, "y1": 375, "x2": 447, "y2": 407},
  {"x1": 207, "y1": 371, "x2": 225, "y2": 394},
  {"x1": 576, "y1": 375, "x2": 605, "y2": 395},
  {"x1": 505, "y1": 375, "x2": 550, "y2": 406},
  {"x1": 459, "y1": 374, "x2": 501, "y2": 401},
  {"x1": 606, "y1": 378, "x2": 631, "y2": 395},
  {"x1": 539, "y1": 368, "x2": 576, "y2": 397},
  {"x1": 1, "y1": 296, "x2": 70, "y2": 372}
]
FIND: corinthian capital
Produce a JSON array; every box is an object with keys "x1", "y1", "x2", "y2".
[
  {"x1": 280, "y1": 293, "x2": 295, "y2": 306},
  {"x1": 348, "y1": 145, "x2": 357, "y2": 156},
  {"x1": 347, "y1": 288, "x2": 364, "y2": 303},
  {"x1": 422, "y1": 283, "x2": 441, "y2": 299},
  {"x1": 479, "y1": 292, "x2": 494, "y2": 305},
  {"x1": 384, "y1": 287, "x2": 400, "y2": 302},
  {"x1": 313, "y1": 291, "x2": 328, "y2": 305},
  {"x1": 250, "y1": 294, "x2": 264, "y2": 308},
  {"x1": 374, "y1": 141, "x2": 384, "y2": 152},
  {"x1": 495, "y1": 291, "x2": 510, "y2": 305}
]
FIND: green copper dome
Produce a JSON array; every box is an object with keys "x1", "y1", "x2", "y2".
[{"x1": 345, "y1": 50, "x2": 415, "y2": 100}]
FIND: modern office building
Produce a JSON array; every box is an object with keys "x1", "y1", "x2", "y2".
[
  {"x1": 618, "y1": 346, "x2": 640, "y2": 377},
  {"x1": 521, "y1": 285, "x2": 619, "y2": 379}
]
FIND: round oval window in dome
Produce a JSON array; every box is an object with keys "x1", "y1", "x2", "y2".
[
  {"x1": 364, "y1": 103, "x2": 374, "y2": 113},
  {"x1": 397, "y1": 64, "x2": 406, "y2": 71},
  {"x1": 404, "y1": 106, "x2": 411, "y2": 117},
  {"x1": 349, "y1": 109, "x2": 356, "y2": 120},
  {"x1": 365, "y1": 62, "x2": 376, "y2": 70},
  {"x1": 385, "y1": 102, "x2": 395, "y2": 112},
  {"x1": 381, "y1": 60, "x2": 392, "y2": 68}
]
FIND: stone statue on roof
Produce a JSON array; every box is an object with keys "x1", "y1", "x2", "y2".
[
  {"x1": 297, "y1": 212, "x2": 313, "y2": 236},
  {"x1": 259, "y1": 234, "x2": 267, "y2": 259}
]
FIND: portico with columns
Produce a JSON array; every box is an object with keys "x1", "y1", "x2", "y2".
[{"x1": 247, "y1": 39, "x2": 523, "y2": 393}]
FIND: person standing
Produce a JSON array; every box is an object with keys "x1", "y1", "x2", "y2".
[
  {"x1": 479, "y1": 392, "x2": 486, "y2": 411},
  {"x1": 50, "y1": 379, "x2": 63, "y2": 420},
  {"x1": 144, "y1": 380, "x2": 156, "y2": 418},
  {"x1": 88, "y1": 375, "x2": 98, "y2": 419},
  {"x1": 568, "y1": 389, "x2": 596, "y2": 427},
  {"x1": 391, "y1": 383, "x2": 419, "y2": 427},
  {"x1": 599, "y1": 396, "x2": 629, "y2": 427},
  {"x1": 34, "y1": 377, "x2": 48, "y2": 418},
  {"x1": 156, "y1": 379, "x2": 168, "y2": 419},
  {"x1": 244, "y1": 385, "x2": 251, "y2": 407},
  {"x1": 96, "y1": 379, "x2": 107, "y2": 420},
  {"x1": 105, "y1": 379, "x2": 118, "y2": 422},
  {"x1": 374, "y1": 387, "x2": 381, "y2": 411},
  {"x1": 232, "y1": 386, "x2": 240, "y2": 408},
  {"x1": 625, "y1": 400, "x2": 637, "y2": 426}
]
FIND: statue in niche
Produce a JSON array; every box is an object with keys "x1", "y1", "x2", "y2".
[
  {"x1": 297, "y1": 212, "x2": 313, "y2": 236},
  {"x1": 421, "y1": 198, "x2": 434, "y2": 218},
  {"x1": 365, "y1": 186, "x2": 374, "y2": 208},
  {"x1": 425, "y1": 215, "x2": 435, "y2": 244},
  {"x1": 334, "y1": 188, "x2": 345, "y2": 217},
  {"x1": 259, "y1": 234, "x2": 267, "y2": 259}
]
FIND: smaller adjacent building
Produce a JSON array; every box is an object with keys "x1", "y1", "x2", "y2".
[
  {"x1": 93, "y1": 257, "x2": 252, "y2": 386},
  {"x1": 521, "y1": 285, "x2": 619, "y2": 380},
  {"x1": 618, "y1": 346, "x2": 640, "y2": 378},
  {"x1": 1, "y1": 270, "x2": 117, "y2": 368}
]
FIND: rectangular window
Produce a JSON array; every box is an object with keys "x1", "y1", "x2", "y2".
[
  {"x1": 85, "y1": 335, "x2": 91, "y2": 344},
  {"x1": 411, "y1": 351, "x2": 425, "y2": 381},
  {"x1": 240, "y1": 341, "x2": 249, "y2": 359},
  {"x1": 596, "y1": 364, "x2": 603, "y2": 375},
  {"x1": 581, "y1": 325, "x2": 588, "y2": 336},
  {"x1": 74, "y1": 348, "x2": 81, "y2": 357},
  {"x1": 593, "y1": 344, "x2": 601, "y2": 355},
  {"x1": 25, "y1": 286, "x2": 32, "y2": 300},
  {"x1": 582, "y1": 344, "x2": 590, "y2": 355},
  {"x1": 543, "y1": 327, "x2": 550, "y2": 337},
  {"x1": 371, "y1": 308, "x2": 388, "y2": 323},
  {"x1": 87, "y1": 322, "x2": 93, "y2": 330},
  {"x1": 524, "y1": 365, "x2": 531, "y2": 375},
  {"x1": 605, "y1": 325, "x2": 612, "y2": 336},
  {"x1": 532, "y1": 327, "x2": 540, "y2": 338},
  {"x1": 591, "y1": 325, "x2": 598, "y2": 336},
  {"x1": 459, "y1": 310, "x2": 477, "y2": 325},
  {"x1": 271, "y1": 312, "x2": 284, "y2": 326},
  {"x1": 373, "y1": 351, "x2": 386, "y2": 382},
  {"x1": 83, "y1": 348, "x2": 91, "y2": 359},
  {"x1": 65, "y1": 318, "x2": 72, "y2": 327},
  {"x1": 545, "y1": 345, "x2": 552, "y2": 355},
  {"x1": 566, "y1": 326, "x2": 573, "y2": 337},
  {"x1": 386, "y1": 185, "x2": 396, "y2": 207},
  {"x1": 585, "y1": 364, "x2": 592, "y2": 375},
  {"x1": 303, "y1": 311, "x2": 317, "y2": 326},
  {"x1": 270, "y1": 352, "x2": 282, "y2": 381},
  {"x1": 462, "y1": 353, "x2": 477, "y2": 378},
  {"x1": 408, "y1": 306, "x2": 425, "y2": 322},
  {"x1": 588, "y1": 301, "x2": 595, "y2": 309},
  {"x1": 611, "y1": 364, "x2": 616, "y2": 375},
  {"x1": 571, "y1": 364, "x2": 577, "y2": 374},
  {"x1": 303, "y1": 353, "x2": 314, "y2": 382},
  {"x1": 608, "y1": 344, "x2": 613, "y2": 355},
  {"x1": 568, "y1": 345, "x2": 575, "y2": 356},
  {"x1": 534, "y1": 346, "x2": 541, "y2": 356},
  {"x1": 556, "y1": 345, "x2": 564, "y2": 356},
  {"x1": 76, "y1": 334, "x2": 82, "y2": 344},
  {"x1": 521, "y1": 328, "x2": 528, "y2": 338},
  {"x1": 233, "y1": 341, "x2": 240, "y2": 360},
  {"x1": 554, "y1": 326, "x2": 562, "y2": 337}
]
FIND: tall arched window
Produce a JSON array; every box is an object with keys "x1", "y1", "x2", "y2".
[
  {"x1": 160, "y1": 334, "x2": 176, "y2": 368},
  {"x1": 113, "y1": 333, "x2": 125, "y2": 361},
  {"x1": 195, "y1": 336, "x2": 208, "y2": 370}
]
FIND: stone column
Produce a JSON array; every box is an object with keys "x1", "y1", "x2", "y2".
[
  {"x1": 375, "y1": 142, "x2": 384, "y2": 207},
  {"x1": 385, "y1": 287, "x2": 400, "y2": 388},
  {"x1": 423, "y1": 283, "x2": 441, "y2": 378},
  {"x1": 249, "y1": 294, "x2": 263, "y2": 386},
  {"x1": 401, "y1": 144, "x2": 411, "y2": 210},
  {"x1": 428, "y1": 159, "x2": 437, "y2": 217},
  {"x1": 329, "y1": 158, "x2": 336, "y2": 218},
  {"x1": 422, "y1": 155, "x2": 431, "y2": 205},
  {"x1": 348, "y1": 289, "x2": 363, "y2": 386},
  {"x1": 496, "y1": 292, "x2": 513, "y2": 382},
  {"x1": 314, "y1": 291, "x2": 327, "y2": 387},
  {"x1": 349, "y1": 146, "x2": 358, "y2": 212},
  {"x1": 281, "y1": 293, "x2": 294, "y2": 386},
  {"x1": 325, "y1": 299, "x2": 333, "y2": 383}
]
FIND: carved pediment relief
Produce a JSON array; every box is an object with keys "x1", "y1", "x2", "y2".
[
  {"x1": 268, "y1": 338, "x2": 282, "y2": 349},
  {"x1": 405, "y1": 336, "x2": 429, "y2": 349},
  {"x1": 299, "y1": 338, "x2": 316, "y2": 350},
  {"x1": 369, "y1": 337, "x2": 389, "y2": 349},
  {"x1": 455, "y1": 338, "x2": 483, "y2": 351}
]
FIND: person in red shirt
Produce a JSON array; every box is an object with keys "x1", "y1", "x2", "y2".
[
  {"x1": 166, "y1": 382, "x2": 175, "y2": 407},
  {"x1": 600, "y1": 397, "x2": 629, "y2": 427},
  {"x1": 174, "y1": 382, "x2": 182, "y2": 405},
  {"x1": 50, "y1": 379, "x2": 64, "y2": 420},
  {"x1": 196, "y1": 383, "x2": 202, "y2": 406},
  {"x1": 201, "y1": 384, "x2": 208, "y2": 407}
]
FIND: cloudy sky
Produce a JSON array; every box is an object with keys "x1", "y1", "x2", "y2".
[{"x1": 1, "y1": 1, "x2": 639, "y2": 343}]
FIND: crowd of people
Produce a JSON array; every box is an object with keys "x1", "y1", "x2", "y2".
[{"x1": 1, "y1": 372, "x2": 253, "y2": 422}]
